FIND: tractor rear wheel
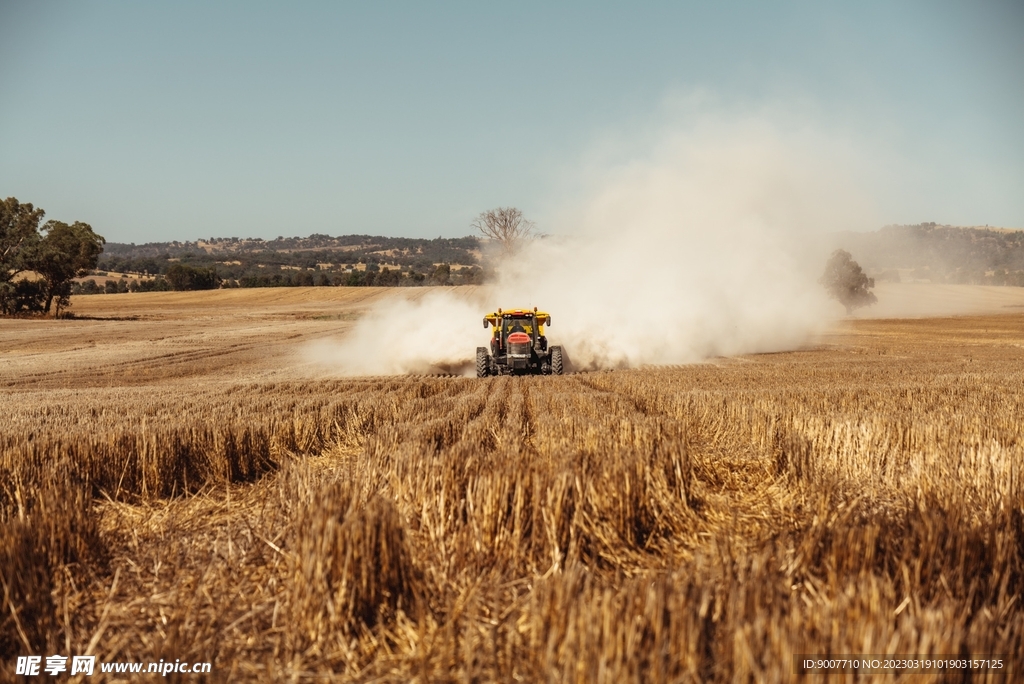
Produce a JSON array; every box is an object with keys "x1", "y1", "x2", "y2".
[
  {"x1": 550, "y1": 346, "x2": 564, "y2": 375},
  {"x1": 476, "y1": 347, "x2": 490, "y2": 377}
]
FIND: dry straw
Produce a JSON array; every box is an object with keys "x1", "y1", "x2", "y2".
[{"x1": 2, "y1": 317, "x2": 1023, "y2": 681}]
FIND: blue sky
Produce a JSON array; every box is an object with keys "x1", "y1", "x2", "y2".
[{"x1": 1, "y1": 1, "x2": 1021, "y2": 243}]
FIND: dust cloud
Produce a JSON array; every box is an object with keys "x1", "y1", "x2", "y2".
[
  {"x1": 307, "y1": 112, "x2": 873, "y2": 375},
  {"x1": 303, "y1": 289, "x2": 489, "y2": 375}
]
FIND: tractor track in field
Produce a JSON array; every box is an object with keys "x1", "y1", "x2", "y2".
[{"x1": 1, "y1": 342, "x2": 261, "y2": 388}]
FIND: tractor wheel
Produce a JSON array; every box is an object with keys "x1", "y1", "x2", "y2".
[
  {"x1": 476, "y1": 347, "x2": 490, "y2": 378},
  {"x1": 550, "y1": 346, "x2": 564, "y2": 375}
]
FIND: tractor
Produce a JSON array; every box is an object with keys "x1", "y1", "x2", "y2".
[{"x1": 477, "y1": 307, "x2": 564, "y2": 377}]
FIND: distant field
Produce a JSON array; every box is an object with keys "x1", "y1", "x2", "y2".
[
  {"x1": 66, "y1": 283, "x2": 480, "y2": 316},
  {"x1": 854, "y1": 281, "x2": 1024, "y2": 318},
  {"x1": 0, "y1": 286, "x2": 483, "y2": 386},
  {"x1": 62, "y1": 280, "x2": 1024, "y2": 318},
  {"x1": 2, "y1": 285, "x2": 1022, "y2": 681}
]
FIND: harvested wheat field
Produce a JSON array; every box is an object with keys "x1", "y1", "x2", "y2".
[{"x1": 2, "y1": 286, "x2": 1023, "y2": 682}]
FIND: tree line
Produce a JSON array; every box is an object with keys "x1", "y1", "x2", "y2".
[
  {"x1": 97, "y1": 235, "x2": 481, "y2": 282},
  {"x1": 101, "y1": 233, "x2": 478, "y2": 263},
  {"x1": 87, "y1": 233, "x2": 484, "y2": 292},
  {"x1": 76, "y1": 261, "x2": 480, "y2": 294},
  {"x1": 833, "y1": 223, "x2": 1024, "y2": 285},
  {"x1": 1, "y1": 197, "x2": 104, "y2": 316}
]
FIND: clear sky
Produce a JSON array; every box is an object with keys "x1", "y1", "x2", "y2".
[{"x1": 1, "y1": 1, "x2": 1021, "y2": 243}]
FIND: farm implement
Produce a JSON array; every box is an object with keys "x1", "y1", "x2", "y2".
[{"x1": 477, "y1": 307, "x2": 564, "y2": 377}]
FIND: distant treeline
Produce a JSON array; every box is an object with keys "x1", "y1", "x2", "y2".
[
  {"x1": 837, "y1": 224, "x2": 1024, "y2": 286},
  {"x1": 73, "y1": 262, "x2": 476, "y2": 294},
  {"x1": 82, "y1": 234, "x2": 484, "y2": 292},
  {"x1": 78, "y1": 224, "x2": 1024, "y2": 295}
]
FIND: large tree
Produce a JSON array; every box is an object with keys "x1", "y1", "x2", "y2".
[
  {"x1": 472, "y1": 207, "x2": 534, "y2": 258},
  {"x1": 33, "y1": 220, "x2": 105, "y2": 316},
  {"x1": 0, "y1": 197, "x2": 45, "y2": 314},
  {"x1": 820, "y1": 249, "x2": 877, "y2": 314}
]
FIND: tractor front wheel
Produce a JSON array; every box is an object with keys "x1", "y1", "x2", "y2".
[
  {"x1": 550, "y1": 346, "x2": 564, "y2": 375},
  {"x1": 476, "y1": 347, "x2": 490, "y2": 377}
]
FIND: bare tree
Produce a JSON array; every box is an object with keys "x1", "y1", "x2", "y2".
[{"x1": 472, "y1": 207, "x2": 534, "y2": 257}]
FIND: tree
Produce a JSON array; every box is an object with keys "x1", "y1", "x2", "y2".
[
  {"x1": 165, "y1": 263, "x2": 220, "y2": 291},
  {"x1": 32, "y1": 221, "x2": 105, "y2": 316},
  {"x1": 9, "y1": 279, "x2": 47, "y2": 314},
  {"x1": 429, "y1": 263, "x2": 451, "y2": 286},
  {"x1": 377, "y1": 267, "x2": 402, "y2": 286},
  {"x1": 0, "y1": 198, "x2": 45, "y2": 314},
  {"x1": 820, "y1": 249, "x2": 877, "y2": 314},
  {"x1": 471, "y1": 207, "x2": 534, "y2": 257}
]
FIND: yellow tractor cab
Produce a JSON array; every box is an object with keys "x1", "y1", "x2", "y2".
[
  {"x1": 477, "y1": 307, "x2": 563, "y2": 376},
  {"x1": 484, "y1": 308, "x2": 549, "y2": 337}
]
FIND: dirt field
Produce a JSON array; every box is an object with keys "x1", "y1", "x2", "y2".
[
  {"x1": 2, "y1": 285, "x2": 1023, "y2": 682},
  {"x1": 855, "y1": 282, "x2": 1024, "y2": 318},
  {"x1": 0, "y1": 287, "x2": 482, "y2": 387}
]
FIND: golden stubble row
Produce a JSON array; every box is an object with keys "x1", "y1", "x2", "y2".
[{"x1": 2, "y1": 327, "x2": 1023, "y2": 682}]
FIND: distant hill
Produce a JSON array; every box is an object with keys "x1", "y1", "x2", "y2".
[
  {"x1": 87, "y1": 224, "x2": 1024, "y2": 294},
  {"x1": 834, "y1": 224, "x2": 1024, "y2": 286},
  {"x1": 92, "y1": 234, "x2": 484, "y2": 289}
]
